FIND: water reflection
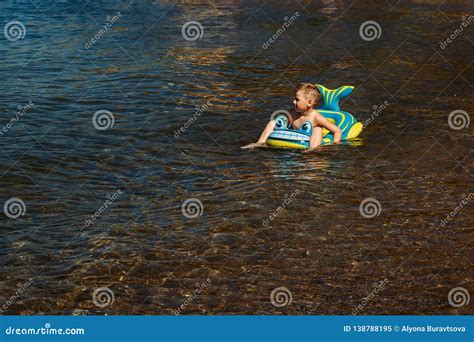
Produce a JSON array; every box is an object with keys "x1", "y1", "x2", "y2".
[{"x1": 0, "y1": 0, "x2": 472, "y2": 315}]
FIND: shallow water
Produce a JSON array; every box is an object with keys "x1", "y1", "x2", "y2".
[{"x1": 0, "y1": 0, "x2": 472, "y2": 315}]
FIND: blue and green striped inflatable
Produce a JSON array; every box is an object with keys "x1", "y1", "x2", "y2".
[{"x1": 266, "y1": 84, "x2": 363, "y2": 149}]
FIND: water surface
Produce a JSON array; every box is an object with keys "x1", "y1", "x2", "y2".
[{"x1": 0, "y1": 0, "x2": 472, "y2": 315}]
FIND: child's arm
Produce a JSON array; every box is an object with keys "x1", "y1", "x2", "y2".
[
  {"x1": 307, "y1": 126, "x2": 323, "y2": 150},
  {"x1": 241, "y1": 120, "x2": 276, "y2": 149},
  {"x1": 315, "y1": 113, "x2": 342, "y2": 143},
  {"x1": 242, "y1": 109, "x2": 295, "y2": 149}
]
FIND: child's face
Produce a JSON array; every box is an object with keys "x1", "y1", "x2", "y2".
[{"x1": 293, "y1": 90, "x2": 313, "y2": 113}]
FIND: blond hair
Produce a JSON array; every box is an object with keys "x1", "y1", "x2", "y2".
[{"x1": 296, "y1": 83, "x2": 321, "y2": 106}]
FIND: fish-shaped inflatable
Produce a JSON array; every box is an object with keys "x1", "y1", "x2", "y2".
[{"x1": 266, "y1": 84, "x2": 363, "y2": 149}]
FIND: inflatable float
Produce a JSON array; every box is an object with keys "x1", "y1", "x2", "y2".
[{"x1": 266, "y1": 84, "x2": 363, "y2": 149}]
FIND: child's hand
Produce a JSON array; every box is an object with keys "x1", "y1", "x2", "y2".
[{"x1": 241, "y1": 142, "x2": 266, "y2": 149}]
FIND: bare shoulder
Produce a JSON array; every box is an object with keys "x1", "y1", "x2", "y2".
[
  {"x1": 313, "y1": 109, "x2": 323, "y2": 118},
  {"x1": 311, "y1": 109, "x2": 322, "y2": 124},
  {"x1": 309, "y1": 109, "x2": 321, "y2": 123}
]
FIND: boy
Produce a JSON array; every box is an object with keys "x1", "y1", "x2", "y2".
[{"x1": 242, "y1": 83, "x2": 342, "y2": 151}]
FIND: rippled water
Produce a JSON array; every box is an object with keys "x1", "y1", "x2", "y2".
[{"x1": 0, "y1": 0, "x2": 472, "y2": 315}]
